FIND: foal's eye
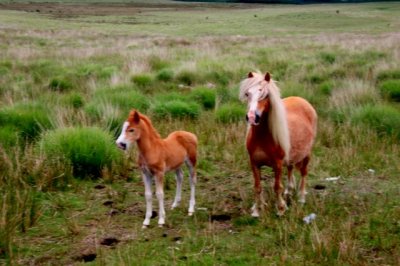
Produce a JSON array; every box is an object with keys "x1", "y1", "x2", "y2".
[
  {"x1": 244, "y1": 93, "x2": 249, "y2": 97},
  {"x1": 128, "y1": 128, "x2": 135, "y2": 133}
]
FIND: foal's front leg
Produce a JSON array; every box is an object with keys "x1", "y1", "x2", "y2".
[
  {"x1": 154, "y1": 171, "x2": 166, "y2": 227},
  {"x1": 142, "y1": 171, "x2": 153, "y2": 228}
]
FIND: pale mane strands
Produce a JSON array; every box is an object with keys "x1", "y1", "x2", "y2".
[{"x1": 267, "y1": 79, "x2": 290, "y2": 163}]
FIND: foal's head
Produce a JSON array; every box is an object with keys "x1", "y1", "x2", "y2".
[
  {"x1": 116, "y1": 110, "x2": 142, "y2": 150},
  {"x1": 239, "y1": 72, "x2": 273, "y2": 125}
]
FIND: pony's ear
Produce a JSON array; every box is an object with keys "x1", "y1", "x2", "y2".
[
  {"x1": 248, "y1": 72, "x2": 254, "y2": 78},
  {"x1": 265, "y1": 72, "x2": 271, "y2": 82}
]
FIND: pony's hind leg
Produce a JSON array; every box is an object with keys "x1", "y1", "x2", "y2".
[
  {"x1": 185, "y1": 158, "x2": 196, "y2": 216},
  {"x1": 142, "y1": 171, "x2": 153, "y2": 228},
  {"x1": 297, "y1": 156, "x2": 310, "y2": 204},
  {"x1": 171, "y1": 168, "x2": 183, "y2": 209}
]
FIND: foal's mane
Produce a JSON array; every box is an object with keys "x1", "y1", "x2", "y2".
[
  {"x1": 129, "y1": 111, "x2": 161, "y2": 139},
  {"x1": 240, "y1": 72, "x2": 290, "y2": 162}
]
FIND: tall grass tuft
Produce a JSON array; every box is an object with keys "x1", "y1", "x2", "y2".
[
  {"x1": 39, "y1": 127, "x2": 122, "y2": 179},
  {"x1": 131, "y1": 74, "x2": 153, "y2": 88},
  {"x1": 376, "y1": 69, "x2": 400, "y2": 83},
  {"x1": 379, "y1": 80, "x2": 400, "y2": 101},
  {"x1": 152, "y1": 100, "x2": 201, "y2": 119},
  {"x1": 190, "y1": 87, "x2": 216, "y2": 110},
  {"x1": 0, "y1": 103, "x2": 52, "y2": 142},
  {"x1": 215, "y1": 103, "x2": 246, "y2": 123},
  {"x1": 351, "y1": 104, "x2": 400, "y2": 139},
  {"x1": 156, "y1": 69, "x2": 174, "y2": 82}
]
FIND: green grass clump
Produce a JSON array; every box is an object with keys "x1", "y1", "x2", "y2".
[
  {"x1": 176, "y1": 70, "x2": 198, "y2": 86},
  {"x1": 319, "y1": 52, "x2": 336, "y2": 64},
  {"x1": 379, "y1": 79, "x2": 400, "y2": 101},
  {"x1": 319, "y1": 81, "x2": 333, "y2": 95},
  {"x1": 39, "y1": 127, "x2": 122, "y2": 179},
  {"x1": 156, "y1": 69, "x2": 174, "y2": 82},
  {"x1": 148, "y1": 56, "x2": 170, "y2": 71},
  {"x1": 62, "y1": 93, "x2": 85, "y2": 109},
  {"x1": 376, "y1": 69, "x2": 400, "y2": 83},
  {"x1": 190, "y1": 87, "x2": 216, "y2": 110},
  {"x1": 0, "y1": 126, "x2": 19, "y2": 150},
  {"x1": 0, "y1": 103, "x2": 52, "y2": 141},
  {"x1": 152, "y1": 100, "x2": 201, "y2": 119},
  {"x1": 215, "y1": 103, "x2": 246, "y2": 123},
  {"x1": 131, "y1": 74, "x2": 153, "y2": 87},
  {"x1": 76, "y1": 63, "x2": 117, "y2": 79},
  {"x1": 90, "y1": 86, "x2": 150, "y2": 112},
  {"x1": 351, "y1": 104, "x2": 400, "y2": 138},
  {"x1": 48, "y1": 76, "x2": 74, "y2": 92}
]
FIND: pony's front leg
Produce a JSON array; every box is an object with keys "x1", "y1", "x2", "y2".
[
  {"x1": 274, "y1": 161, "x2": 287, "y2": 216},
  {"x1": 284, "y1": 165, "x2": 296, "y2": 200},
  {"x1": 154, "y1": 172, "x2": 166, "y2": 227},
  {"x1": 251, "y1": 164, "x2": 264, "y2": 217},
  {"x1": 142, "y1": 171, "x2": 153, "y2": 228},
  {"x1": 171, "y1": 168, "x2": 183, "y2": 210}
]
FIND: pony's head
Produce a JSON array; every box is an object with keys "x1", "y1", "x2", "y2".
[
  {"x1": 116, "y1": 110, "x2": 142, "y2": 150},
  {"x1": 239, "y1": 71, "x2": 274, "y2": 125}
]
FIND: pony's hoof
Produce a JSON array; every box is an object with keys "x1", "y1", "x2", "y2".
[
  {"x1": 158, "y1": 224, "x2": 164, "y2": 228},
  {"x1": 298, "y1": 198, "x2": 306, "y2": 204},
  {"x1": 142, "y1": 225, "x2": 148, "y2": 229},
  {"x1": 188, "y1": 212, "x2": 194, "y2": 216}
]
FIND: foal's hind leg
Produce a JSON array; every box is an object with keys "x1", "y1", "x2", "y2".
[
  {"x1": 185, "y1": 158, "x2": 196, "y2": 216},
  {"x1": 297, "y1": 156, "x2": 310, "y2": 204},
  {"x1": 171, "y1": 168, "x2": 183, "y2": 209}
]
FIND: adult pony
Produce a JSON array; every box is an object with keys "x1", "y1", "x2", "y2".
[
  {"x1": 116, "y1": 110, "x2": 198, "y2": 227},
  {"x1": 240, "y1": 72, "x2": 317, "y2": 217}
]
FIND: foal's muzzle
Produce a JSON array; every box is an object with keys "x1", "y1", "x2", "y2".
[{"x1": 117, "y1": 142, "x2": 127, "y2": 150}]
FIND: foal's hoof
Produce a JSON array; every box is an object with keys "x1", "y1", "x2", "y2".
[
  {"x1": 158, "y1": 224, "x2": 164, "y2": 228},
  {"x1": 142, "y1": 225, "x2": 148, "y2": 229},
  {"x1": 188, "y1": 212, "x2": 194, "y2": 216}
]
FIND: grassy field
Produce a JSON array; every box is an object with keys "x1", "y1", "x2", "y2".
[{"x1": 1, "y1": 1, "x2": 400, "y2": 265}]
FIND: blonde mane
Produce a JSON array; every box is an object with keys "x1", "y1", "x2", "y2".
[{"x1": 240, "y1": 72, "x2": 290, "y2": 162}]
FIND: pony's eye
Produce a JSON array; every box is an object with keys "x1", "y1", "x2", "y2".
[
  {"x1": 128, "y1": 128, "x2": 135, "y2": 133},
  {"x1": 244, "y1": 93, "x2": 249, "y2": 97}
]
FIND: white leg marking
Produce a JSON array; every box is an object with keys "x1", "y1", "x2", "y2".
[
  {"x1": 155, "y1": 176, "x2": 165, "y2": 226},
  {"x1": 186, "y1": 160, "x2": 196, "y2": 216},
  {"x1": 172, "y1": 168, "x2": 183, "y2": 209},
  {"x1": 284, "y1": 173, "x2": 296, "y2": 196},
  {"x1": 142, "y1": 171, "x2": 152, "y2": 227},
  {"x1": 251, "y1": 203, "x2": 260, "y2": 217}
]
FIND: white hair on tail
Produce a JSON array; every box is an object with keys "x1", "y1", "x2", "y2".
[{"x1": 239, "y1": 72, "x2": 290, "y2": 163}]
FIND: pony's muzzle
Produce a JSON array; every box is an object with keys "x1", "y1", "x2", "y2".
[
  {"x1": 246, "y1": 112, "x2": 260, "y2": 125},
  {"x1": 117, "y1": 142, "x2": 127, "y2": 150}
]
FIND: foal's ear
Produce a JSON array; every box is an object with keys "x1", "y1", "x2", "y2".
[
  {"x1": 248, "y1": 72, "x2": 254, "y2": 78},
  {"x1": 265, "y1": 72, "x2": 271, "y2": 82},
  {"x1": 133, "y1": 111, "x2": 140, "y2": 124}
]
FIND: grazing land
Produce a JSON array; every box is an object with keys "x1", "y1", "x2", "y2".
[{"x1": 0, "y1": 1, "x2": 400, "y2": 265}]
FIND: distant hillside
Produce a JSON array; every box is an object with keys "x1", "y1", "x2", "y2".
[{"x1": 176, "y1": 0, "x2": 399, "y2": 3}]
